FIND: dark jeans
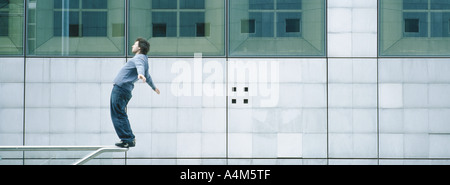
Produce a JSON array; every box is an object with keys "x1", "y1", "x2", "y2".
[{"x1": 110, "y1": 85, "x2": 135, "y2": 143}]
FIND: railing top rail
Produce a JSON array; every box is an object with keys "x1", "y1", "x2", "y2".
[{"x1": 0, "y1": 146, "x2": 128, "y2": 152}]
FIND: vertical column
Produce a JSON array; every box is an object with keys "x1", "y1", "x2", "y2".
[{"x1": 327, "y1": 0, "x2": 378, "y2": 164}]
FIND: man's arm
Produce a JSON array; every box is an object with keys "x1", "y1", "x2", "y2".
[
  {"x1": 145, "y1": 72, "x2": 156, "y2": 90},
  {"x1": 135, "y1": 58, "x2": 160, "y2": 94},
  {"x1": 137, "y1": 74, "x2": 160, "y2": 94}
]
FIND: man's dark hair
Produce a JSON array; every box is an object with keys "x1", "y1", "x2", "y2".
[{"x1": 136, "y1": 37, "x2": 150, "y2": 55}]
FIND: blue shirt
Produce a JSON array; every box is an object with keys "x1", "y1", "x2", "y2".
[{"x1": 113, "y1": 54, "x2": 156, "y2": 92}]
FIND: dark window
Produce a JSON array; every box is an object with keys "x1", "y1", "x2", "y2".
[
  {"x1": 405, "y1": 18, "x2": 420, "y2": 33},
  {"x1": 68, "y1": 24, "x2": 80, "y2": 37},
  {"x1": 153, "y1": 23, "x2": 167, "y2": 37},
  {"x1": 0, "y1": 11, "x2": 8, "y2": 36},
  {"x1": 196, "y1": 23, "x2": 205, "y2": 37},
  {"x1": 286, "y1": 19, "x2": 300, "y2": 33},
  {"x1": 241, "y1": 19, "x2": 255, "y2": 33}
]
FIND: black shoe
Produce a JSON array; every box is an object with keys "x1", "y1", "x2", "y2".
[{"x1": 115, "y1": 139, "x2": 136, "y2": 148}]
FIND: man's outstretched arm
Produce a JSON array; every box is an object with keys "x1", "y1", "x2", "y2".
[{"x1": 137, "y1": 73, "x2": 160, "y2": 94}]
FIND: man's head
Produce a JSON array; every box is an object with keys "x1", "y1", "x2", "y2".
[{"x1": 132, "y1": 37, "x2": 150, "y2": 55}]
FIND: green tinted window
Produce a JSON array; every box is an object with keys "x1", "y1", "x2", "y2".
[
  {"x1": 379, "y1": 0, "x2": 450, "y2": 56},
  {"x1": 27, "y1": 0, "x2": 125, "y2": 56},
  {"x1": 0, "y1": 0, "x2": 24, "y2": 55},
  {"x1": 129, "y1": 0, "x2": 225, "y2": 56},
  {"x1": 229, "y1": 0, "x2": 325, "y2": 56}
]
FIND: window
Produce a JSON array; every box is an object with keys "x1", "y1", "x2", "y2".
[
  {"x1": 404, "y1": 19, "x2": 419, "y2": 33},
  {"x1": 286, "y1": 19, "x2": 300, "y2": 33},
  {"x1": 229, "y1": 0, "x2": 326, "y2": 56},
  {"x1": 129, "y1": 0, "x2": 225, "y2": 56},
  {"x1": 0, "y1": 0, "x2": 24, "y2": 55},
  {"x1": 27, "y1": 0, "x2": 125, "y2": 56},
  {"x1": 0, "y1": 11, "x2": 8, "y2": 36},
  {"x1": 196, "y1": 23, "x2": 210, "y2": 37},
  {"x1": 380, "y1": 0, "x2": 450, "y2": 56},
  {"x1": 153, "y1": 23, "x2": 167, "y2": 37}
]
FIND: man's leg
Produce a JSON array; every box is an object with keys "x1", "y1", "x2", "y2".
[{"x1": 110, "y1": 85, "x2": 135, "y2": 147}]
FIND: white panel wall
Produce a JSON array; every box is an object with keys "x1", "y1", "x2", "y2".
[
  {"x1": 327, "y1": 0, "x2": 378, "y2": 164},
  {"x1": 126, "y1": 58, "x2": 227, "y2": 160},
  {"x1": 0, "y1": 58, "x2": 24, "y2": 163},
  {"x1": 328, "y1": 59, "x2": 378, "y2": 159},
  {"x1": 21, "y1": 58, "x2": 124, "y2": 162},
  {"x1": 379, "y1": 59, "x2": 450, "y2": 160},
  {"x1": 227, "y1": 59, "x2": 327, "y2": 162}
]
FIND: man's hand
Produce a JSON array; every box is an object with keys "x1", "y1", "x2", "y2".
[
  {"x1": 138, "y1": 74, "x2": 146, "y2": 83},
  {"x1": 154, "y1": 88, "x2": 160, "y2": 95}
]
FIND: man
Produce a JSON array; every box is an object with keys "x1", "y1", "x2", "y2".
[{"x1": 111, "y1": 38, "x2": 160, "y2": 148}]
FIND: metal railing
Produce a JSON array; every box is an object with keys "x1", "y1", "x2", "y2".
[{"x1": 0, "y1": 146, "x2": 129, "y2": 165}]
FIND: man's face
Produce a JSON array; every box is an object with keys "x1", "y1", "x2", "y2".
[{"x1": 132, "y1": 41, "x2": 140, "y2": 54}]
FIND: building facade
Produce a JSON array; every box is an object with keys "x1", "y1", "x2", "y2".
[{"x1": 1, "y1": 0, "x2": 450, "y2": 165}]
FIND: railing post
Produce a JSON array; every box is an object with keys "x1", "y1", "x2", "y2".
[{"x1": 72, "y1": 147, "x2": 129, "y2": 165}]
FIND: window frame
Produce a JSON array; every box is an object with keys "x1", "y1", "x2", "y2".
[
  {"x1": 53, "y1": 0, "x2": 108, "y2": 37},
  {"x1": 379, "y1": 0, "x2": 450, "y2": 56},
  {"x1": 229, "y1": 0, "x2": 326, "y2": 57},
  {"x1": 26, "y1": 0, "x2": 126, "y2": 57},
  {"x1": 128, "y1": 0, "x2": 225, "y2": 57},
  {"x1": 0, "y1": 0, "x2": 24, "y2": 56}
]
